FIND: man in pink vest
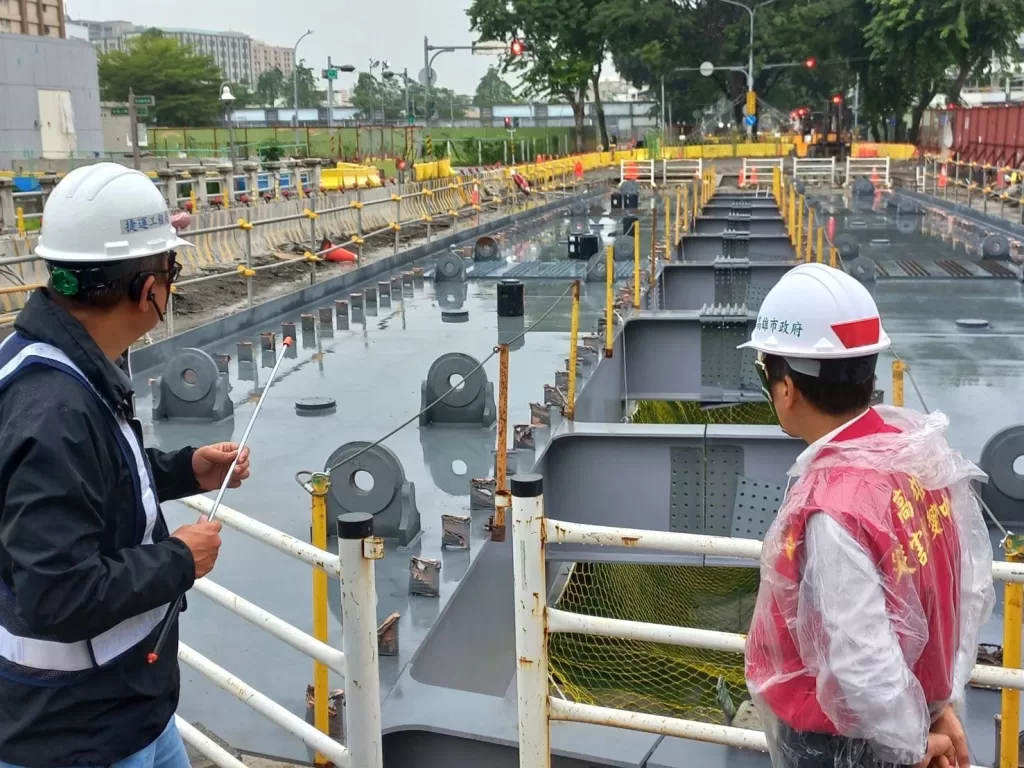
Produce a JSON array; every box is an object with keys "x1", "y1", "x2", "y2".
[{"x1": 740, "y1": 264, "x2": 994, "y2": 768}]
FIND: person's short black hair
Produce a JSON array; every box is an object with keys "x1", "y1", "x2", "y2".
[
  {"x1": 762, "y1": 353, "x2": 877, "y2": 417},
  {"x1": 46, "y1": 253, "x2": 169, "y2": 310}
]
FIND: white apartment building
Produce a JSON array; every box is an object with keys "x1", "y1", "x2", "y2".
[
  {"x1": 252, "y1": 40, "x2": 295, "y2": 79},
  {"x1": 72, "y1": 19, "x2": 294, "y2": 85}
]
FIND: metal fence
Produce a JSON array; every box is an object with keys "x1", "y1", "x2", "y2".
[
  {"x1": 172, "y1": 495, "x2": 383, "y2": 768},
  {"x1": 509, "y1": 479, "x2": 1023, "y2": 768}
]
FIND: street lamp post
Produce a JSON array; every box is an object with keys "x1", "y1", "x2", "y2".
[
  {"x1": 220, "y1": 84, "x2": 237, "y2": 176},
  {"x1": 716, "y1": 0, "x2": 777, "y2": 137},
  {"x1": 292, "y1": 29, "x2": 314, "y2": 151},
  {"x1": 383, "y1": 68, "x2": 412, "y2": 124},
  {"x1": 325, "y1": 59, "x2": 356, "y2": 130},
  {"x1": 370, "y1": 58, "x2": 391, "y2": 123}
]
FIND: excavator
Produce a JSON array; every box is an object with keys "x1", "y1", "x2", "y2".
[{"x1": 792, "y1": 94, "x2": 852, "y2": 159}]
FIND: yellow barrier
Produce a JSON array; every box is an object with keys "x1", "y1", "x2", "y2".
[
  {"x1": 663, "y1": 141, "x2": 795, "y2": 160},
  {"x1": 321, "y1": 163, "x2": 383, "y2": 191}
]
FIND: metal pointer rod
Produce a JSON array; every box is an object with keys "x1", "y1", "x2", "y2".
[{"x1": 148, "y1": 337, "x2": 295, "y2": 664}]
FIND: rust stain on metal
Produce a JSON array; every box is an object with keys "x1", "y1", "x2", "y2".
[
  {"x1": 621, "y1": 536, "x2": 640, "y2": 547},
  {"x1": 518, "y1": 656, "x2": 534, "y2": 666}
]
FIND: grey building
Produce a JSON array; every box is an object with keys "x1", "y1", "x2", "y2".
[{"x1": 0, "y1": 33, "x2": 103, "y2": 168}]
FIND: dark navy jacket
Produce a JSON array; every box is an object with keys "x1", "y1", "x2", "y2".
[{"x1": 0, "y1": 289, "x2": 199, "y2": 767}]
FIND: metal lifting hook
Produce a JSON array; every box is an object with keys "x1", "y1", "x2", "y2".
[{"x1": 148, "y1": 336, "x2": 295, "y2": 665}]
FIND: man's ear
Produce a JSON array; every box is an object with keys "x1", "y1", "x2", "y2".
[{"x1": 135, "y1": 274, "x2": 157, "y2": 312}]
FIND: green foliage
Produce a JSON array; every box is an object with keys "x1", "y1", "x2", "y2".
[
  {"x1": 475, "y1": 66, "x2": 518, "y2": 106},
  {"x1": 226, "y1": 82, "x2": 255, "y2": 108},
  {"x1": 257, "y1": 139, "x2": 284, "y2": 163},
  {"x1": 351, "y1": 71, "x2": 469, "y2": 122},
  {"x1": 255, "y1": 68, "x2": 286, "y2": 107},
  {"x1": 293, "y1": 61, "x2": 320, "y2": 109},
  {"x1": 98, "y1": 32, "x2": 223, "y2": 127}
]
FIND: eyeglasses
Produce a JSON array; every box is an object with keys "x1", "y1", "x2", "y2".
[
  {"x1": 754, "y1": 352, "x2": 773, "y2": 403},
  {"x1": 154, "y1": 252, "x2": 181, "y2": 285}
]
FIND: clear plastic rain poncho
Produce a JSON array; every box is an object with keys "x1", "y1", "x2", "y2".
[{"x1": 745, "y1": 406, "x2": 995, "y2": 768}]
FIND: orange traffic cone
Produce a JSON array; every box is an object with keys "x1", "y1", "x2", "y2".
[
  {"x1": 739, "y1": 167, "x2": 747, "y2": 188},
  {"x1": 997, "y1": 167, "x2": 1007, "y2": 190},
  {"x1": 938, "y1": 164, "x2": 948, "y2": 189}
]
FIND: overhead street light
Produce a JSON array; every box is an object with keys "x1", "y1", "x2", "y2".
[
  {"x1": 292, "y1": 29, "x2": 314, "y2": 151},
  {"x1": 323, "y1": 59, "x2": 356, "y2": 130},
  {"x1": 422, "y1": 37, "x2": 515, "y2": 128}
]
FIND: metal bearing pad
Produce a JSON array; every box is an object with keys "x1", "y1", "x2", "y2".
[
  {"x1": 849, "y1": 255, "x2": 877, "y2": 282},
  {"x1": 835, "y1": 233, "x2": 859, "y2": 260},
  {"x1": 613, "y1": 236, "x2": 635, "y2": 262},
  {"x1": 982, "y1": 234, "x2": 1010, "y2": 260},
  {"x1": 324, "y1": 441, "x2": 421, "y2": 545},
  {"x1": 474, "y1": 236, "x2": 501, "y2": 262},
  {"x1": 587, "y1": 253, "x2": 608, "y2": 283},
  {"x1": 979, "y1": 425, "x2": 1024, "y2": 525},
  {"x1": 428, "y1": 353, "x2": 483, "y2": 408},
  {"x1": 165, "y1": 349, "x2": 218, "y2": 403},
  {"x1": 435, "y1": 253, "x2": 467, "y2": 281}
]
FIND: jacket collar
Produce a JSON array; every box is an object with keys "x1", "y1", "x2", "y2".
[
  {"x1": 794, "y1": 407, "x2": 888, "y2": 466},
  {"x1": 13, "y1": 289, "x2": 135, "y2": 416}
]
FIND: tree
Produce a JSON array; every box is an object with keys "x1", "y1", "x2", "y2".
[
  {"x1": 256, "y1": 68, "x2": 286, "y2": 107},
  {"x1": 475, "y1": 66, "x2": 517, "y2": 106},
  {"x1": 227, "y1": 82, "x2": 255, "y2": 108},
  {"x1": 293, "y1": 61, "x2": 320, "y2": 108},
  {"x1": 98, "y1": 30, "x2": 222, "y2": 126},
  {"x1": 469, "y1": 0, "x2": 607, "y2": 149}
]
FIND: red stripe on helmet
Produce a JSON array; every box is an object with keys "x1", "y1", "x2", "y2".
[{"x1": 831, "y1": 317, "x2": 881, "y2": 349}]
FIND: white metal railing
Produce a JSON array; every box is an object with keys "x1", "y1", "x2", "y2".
[
  {"x1": 174, "y1": 495, "x2": 383, "y2": 768},
  {"x1": 510, "y1": 478, "x2": 1020, "y2": 768},
  {"x1": 846, "y1": 157, "x2": 891, "y2": 188},
  {"x1": 662, "y1": 159, "x2": 703, "y2": 185},
  {"x1": 620, "y1": 159, "x2": 656, "y2": 186},
  {"x1": 741, "y1": 158, "x2": 785, "y2": 187},
  {"x1": 792, "y1": 157, "x2": 837, "y2": 186}
]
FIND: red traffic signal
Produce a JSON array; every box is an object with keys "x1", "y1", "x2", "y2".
[
  {"x1": 832, "y1": 93, "x2": 843, "y2": 105},
  {"x1": 805, "y1": 58, "x2": 816, "y2": 68},
  {"x1": 504, "y1": 116, "x2": 512, "y2": 128},
  {"x1": 510, "y1": 39, "x2": 526, "y2": 56}
]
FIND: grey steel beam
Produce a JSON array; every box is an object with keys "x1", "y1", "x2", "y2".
[
  {"x1": 703, "y1": 203, "x2": 781, "y2": 219},
  {"x1": 661, "y1": 262, "x2": 795, "y2": 311},
  {"x1": 694, "y1": 216, "x2": 787, "y2": 236},
  {"x1": 679, "y1": 233, "x2": 795, "y2": 262}
]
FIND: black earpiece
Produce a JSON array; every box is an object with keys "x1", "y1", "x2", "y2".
[{"x1": 128, "y1": 273, "x2": 151, "y2": 303}]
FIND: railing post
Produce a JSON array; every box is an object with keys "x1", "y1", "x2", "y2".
[
  {"x1": 310, "y1": 473, "x2": 331, "y2": 764},
  {"x1": 510, "y1": 474, "x2": 550, "y2": 768},
  {"x1": 633, "y1": 217, "x2": 641, "y2": 309},
  {"x1": 816, "y1": 226, "x2": 824, "y2": 263},
  {"x1": 604, "y1": 245, "x2": 614, "y2": 358},
  {"x1": 356, "y1": 188, "x2": 364, "y2": 268},
  {"x1": 662, "y1": 195, "x2": 670, "y2": 262},
  {"x1": 242, "y1": 220, "x2": 254, "y2": 309},
  {"x1": 1001, "y1": 535, "x2": 1024, "y2": 768},
  {"x1": 681, "y1": 185, "x2": 689, "y2": 234},
  {"x1": 564, "y1": 281, "x2": 580, "y2": 420},
  {"x1": 337, "y1": 512, "x2": 384, "y2": 768},
  {"x1": 804, "y1": 207, "x2": 815, "y2": 263},
  {"x1": 394, "y1": 194, "x2": 401, "y2": 255},
  {"x1": 492, "y1": 343, "x2": 510, "y2": 543},
  {"x1": 795, "y1": 195, "x2": 805, "y2": 251},
  {"x1": 892, "y1": 359, "x2": 906, "y2": 407}
]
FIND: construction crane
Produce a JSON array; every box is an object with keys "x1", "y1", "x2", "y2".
[{"x1": 791, "y1": 93, "x2": 852, "y2": 159}]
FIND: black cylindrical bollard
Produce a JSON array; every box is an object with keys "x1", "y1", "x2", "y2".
[
  {"x1": 623, "y1": 215, "x2": 639, "y2": 236},
  {"x1": 497, "y1": 279, "x2": 525, "y2": 318}
]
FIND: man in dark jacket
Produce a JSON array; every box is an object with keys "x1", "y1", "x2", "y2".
[{"x1": 0, "y1": 163, "x2": 251, "y2": 768}]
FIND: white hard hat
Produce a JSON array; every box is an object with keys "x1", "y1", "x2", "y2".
[
  {"x1": 738, "y1": 263, "x2": 891, "y2": 364},
  {"x1": 35, "y1": 163, "x2": 192, "y2": 263}
]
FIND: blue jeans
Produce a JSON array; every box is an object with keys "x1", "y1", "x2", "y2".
[{"x1": 0, "y1": 718, "x2": 190, "y2": 768}]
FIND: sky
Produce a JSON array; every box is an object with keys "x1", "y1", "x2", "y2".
[{"x1": 65, "y1": 0, "x2": 499, "y2": 95}]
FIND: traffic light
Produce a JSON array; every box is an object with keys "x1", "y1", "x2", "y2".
[
  {"x1": 832, "y1": 93, "x2": 843, "y2": 105},
  {"x1": 504, "y1": 116, "x2": 512, "y2": 128},
  {"x1": 805, "y1": 57, "x2": 816, "y2": 68},
  {"x1": 510, "y1": 38, "x2": 526, "y2": 56}
]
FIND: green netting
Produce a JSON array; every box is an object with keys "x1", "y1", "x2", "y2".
[
  {"x1": 633, "y1": 399, "x2": 778, "y2": 426},
  {"x1": 545, "y1": 399, "x2": 775, "y2": 721},
  {"x1": 550, "y1": 563, "x2": 757, "y2": 722}
]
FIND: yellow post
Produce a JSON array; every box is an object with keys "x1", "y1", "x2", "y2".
[
  {"x1": 693, "y1": 179, "x2": 700, "y2": 220},
  {"x1": 564, "y1": 281, "x2": 581, "y2": 420},
  {"x1": 682, "y1": 185, "x2": 690, "y2": 233},
  {"x1": 674, "y1": 187, "x2": 683, "y2": 242},
  {"x1": 891, "y1": 360, "x2": 906, "y2": 407},
  {"x1": 796, "y1": 195, "x2": 805, "y2": 250},
  {"x1": 309, "y1": 472, "x2": 330, "y2": 764},
  {"x1": 788, "y1": 189, "x2": 796, "y2": 243},
  {"x1": 604, "y1": 245, "x2": 614, "y2": 358},
  {"x1": 829, "y1": 246, "x2": 839, "y2": 268},
  {"x1": 191, "y1": 188, "x2": 198, "y2": 212},
  {"x1": 772, "y1": 167, "x2": 781, "y2": 205},
  {"x1": 804, "y1": 207, "x2": 815, "y2": 263},
  {"x1": 664, "y1": 195, "x2": 671, "y2": 259},
  {"x1": 1000, "y1": 535, "x2": 1024, "y2": 768},
  {"x1": 633, "y1": 218, "x2": 641, "y2": 308},
  {"x1": 491, "y1": 342, "x2": 510, "y2": 542},
  {"x1": 816, "y1": 226, "x2": 825, "y2": 263},
  {"x1": 15, "y1": 207, "x2": 25, "y2": 237}
]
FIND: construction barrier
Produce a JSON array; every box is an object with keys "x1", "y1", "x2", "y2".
[
  {"x1": 663, "y1": 141, "x2": 796, "y2": 160},
  {"x1": 320, "y1": 163, "x2": 384, "y2": 190},
  {"x1": 851, "y1": 142, "x2": 917, "y2": 161}
]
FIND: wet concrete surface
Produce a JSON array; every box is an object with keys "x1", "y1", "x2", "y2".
[{"x1": 136, "y1": 188, "x2": 1024, "y2": 763}]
